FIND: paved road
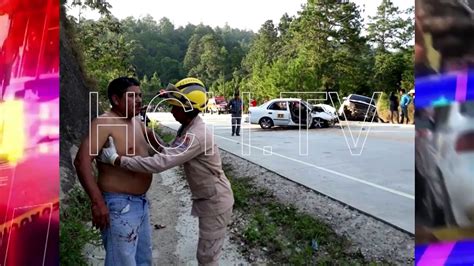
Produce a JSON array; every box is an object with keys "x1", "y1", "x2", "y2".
[{"x1": 148, "y1": 112, "x2": 415, "y2": 234}]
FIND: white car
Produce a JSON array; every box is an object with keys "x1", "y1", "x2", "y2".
[{"x1": 248, "y1": 98, "x2": 338, "y2": 129}]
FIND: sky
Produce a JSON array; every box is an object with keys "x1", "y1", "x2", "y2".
[{"x1": 67, "y1": 0, "x2": 414, "y2": 33}]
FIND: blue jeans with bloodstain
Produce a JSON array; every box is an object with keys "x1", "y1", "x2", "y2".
[{"x1": 100, "y1": 192, "x2": 152, "y2": 266}]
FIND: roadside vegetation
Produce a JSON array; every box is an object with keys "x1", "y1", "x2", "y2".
[
  {"x1": 149, "y1": 120, "x2": 176, "y2": 143},
  {"x1": 225, "y1": 165, "x2": 387, "y2": 264},
  {"x1": 60, "y1": 187, "x2": 101, "y2": 266}
]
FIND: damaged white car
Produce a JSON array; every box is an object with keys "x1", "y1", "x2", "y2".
[{"x1": 248, "y1": 98, "x2": 338, "y2": 129}]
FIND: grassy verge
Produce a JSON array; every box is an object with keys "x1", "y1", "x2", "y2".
[
  {"x1": 149, "y1": 119, "x2": 175, "y2": 143},
  {"x1": 60, "y1": 187, "x2": 101, "y2": 266},
  {"x1": 225, "y1": 165, "x2": 384, "y2": 265}
]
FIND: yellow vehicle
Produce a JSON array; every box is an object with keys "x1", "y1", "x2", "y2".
[{"x1": 206, "y1": 97, "x2": 219, "y2": 114}]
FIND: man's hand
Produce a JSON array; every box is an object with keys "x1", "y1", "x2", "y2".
[
  {"x1": 91, "y1": 199, "x2": 110, "y2": 230},
  {"x1": 98, "y1": 136, "x2": 119, "y2": 165}
]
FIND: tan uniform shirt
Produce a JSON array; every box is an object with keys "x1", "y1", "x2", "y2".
[{"x1": 120, "y1": 116, "x2": 234, "y2": 217}]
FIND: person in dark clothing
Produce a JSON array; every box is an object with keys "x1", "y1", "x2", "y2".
[
  {"x1": 389, "y1": 92, "x2": 399, "y2": 124},
  {"x1": 228, "y1": 92, "x2": 243, "y2": 136}
]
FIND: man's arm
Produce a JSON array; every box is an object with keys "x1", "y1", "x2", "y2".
[
  {"x1": 116, "y1": 134, "x2": 202, "y2": 174},
  {"x1": 74, "y1": 118, "x2": 110, "y2": 230}
]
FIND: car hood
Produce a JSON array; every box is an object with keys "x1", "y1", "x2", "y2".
[
  {"x1": 310, "y1": 106, "x2": 337, "y2": 120},
  {"x1": 313, "y1": 104, "x2": 336, "y2": 114}
]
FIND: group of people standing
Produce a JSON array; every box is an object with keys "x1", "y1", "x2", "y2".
[{"x1": 389, "y1": 88, "x2": 415, "y2": 124}]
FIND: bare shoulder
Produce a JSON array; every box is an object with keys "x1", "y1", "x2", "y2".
[
  {"x1": 133, "y1": 116, "x2": 146, "y2": 129},
  {"x1": 93, "y1": 112, "x2": 123, "y2": 125},
  {"x1": 88, "y1": 112, "x2": 122, "y2": 140}
]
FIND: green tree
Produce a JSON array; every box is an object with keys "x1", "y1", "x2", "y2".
[
  {"x1": 195, "y1": 34, "x2": 226, "y2": 87},
  {"x1": 367, "y1": 0, "x2": 414, "y2": 93},
  {"x1": 74, "y1": 16, "x2": 136, "y2": 100},
  {"x1": 183, "y1": 34, "x2": 203, "y2": 74},
  {"x1": 367, "y1": 0, "x2": 414, "y2": 51},
  {"x1": 141, "y1": 74, "x2": 150, "y2": 93},
  {"x1": 246, "y1": 0, "x2": 368, "y2": 99},
  {"x1": 242, "y1": 20, "x2": 278, "y2": 73},
  {"x1": 150, "y1": 72, "x2": 162, "y2": 90},
  {"x1": 67, "y1": 0, "x2": 112, "y2": 16}
]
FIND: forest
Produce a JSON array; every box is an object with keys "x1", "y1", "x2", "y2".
[{"x1": 65, "y1": 0, "x2": 414, "y2": 106}]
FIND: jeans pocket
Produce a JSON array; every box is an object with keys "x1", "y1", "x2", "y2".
[{"x1": 106, "y1": 198, "x2": 130, "y2": 215}]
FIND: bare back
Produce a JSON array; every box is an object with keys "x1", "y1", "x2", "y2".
[{"x1": 95, "y1": 112, "x2": 152, "y2": 195}]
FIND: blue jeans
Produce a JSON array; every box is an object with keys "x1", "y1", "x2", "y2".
[
  {"x1": 100, "y1": 192, "x2": 152, "y2": 266},
  {"x1": 400, "y1": 107, "x2": 409, "y2": 124}
]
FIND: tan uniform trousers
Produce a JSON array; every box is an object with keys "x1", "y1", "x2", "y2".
[{"x1": 196, "y1": 208, "x2": 233, "y2": 266}]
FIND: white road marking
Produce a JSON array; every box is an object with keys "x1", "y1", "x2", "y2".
[{"x1": 216, "y1": 134, "x2": 415, "y2": 200}]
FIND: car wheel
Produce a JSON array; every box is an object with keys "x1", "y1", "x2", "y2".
[
  {"x1": 312, "y1": 118, "x2": 325, "y2": 128},
  {"x1": 259, "y1": 117, "x2": 273, "y2": 129}
]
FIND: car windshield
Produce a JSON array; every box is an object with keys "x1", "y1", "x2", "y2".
[{"x1": 350, "y1": 95, "x2": 376, "y2": 105}]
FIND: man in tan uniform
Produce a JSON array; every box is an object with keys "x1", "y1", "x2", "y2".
[
  {"x1": 74, "y1": 77, "x2": 164, "y2": 265},
  {"x1": 99, "y1": 77, "x2": 234, "y2": 266}
]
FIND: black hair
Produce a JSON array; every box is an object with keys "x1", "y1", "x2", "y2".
[
  {"x1": 400, "y1": 89, "x2": 406, "y2": 94},
  {"x1": 107, "y1": 77, "x2": 140, "y2": 107}
]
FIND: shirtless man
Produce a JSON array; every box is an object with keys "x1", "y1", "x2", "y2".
[{"x1": 74, "y1": 77, "x2": 162, "y2": 266}]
